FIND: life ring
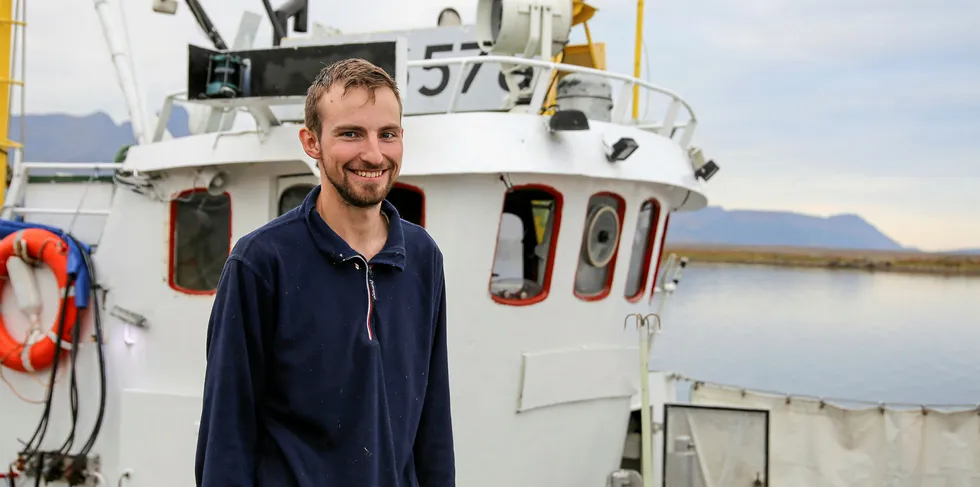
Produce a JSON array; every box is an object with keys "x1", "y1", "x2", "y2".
[{"x1": 0, "y1": 228, "x2": 78, "y2": 373}]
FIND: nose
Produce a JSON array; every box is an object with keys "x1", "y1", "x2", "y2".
[{"x1": 359, "y1": 134, "x2": 384, "y2": 165}]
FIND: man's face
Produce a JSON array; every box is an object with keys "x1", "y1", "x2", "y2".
[{"x1": 300, "y1": 84, "x2": 403, "y2": 208}]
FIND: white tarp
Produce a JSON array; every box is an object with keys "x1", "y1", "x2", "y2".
[
  {"x1": 690, "y1": 381, "x2": 980, "y2": 486},
  {"x1": 663, "y1": 403, "x2": 769, "y2": 487}
]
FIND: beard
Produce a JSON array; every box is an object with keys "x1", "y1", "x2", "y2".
[{"x1": 320, "y1": 158, "x2": 396, "y2": 208}]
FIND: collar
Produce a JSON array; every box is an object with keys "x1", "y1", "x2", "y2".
[{"x1": 302, "y1": 185, "x2": 407, "y2": 270}]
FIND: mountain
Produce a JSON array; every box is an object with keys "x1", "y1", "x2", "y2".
[
  {"x1": 9, "y1": 108, "x2": 190, "y2": 162},
  {"x1": 665, "y1": 206, "x2": 905, "y2": 251}
]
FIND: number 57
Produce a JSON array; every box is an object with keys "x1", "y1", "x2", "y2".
[{"x1": 417, "y1": 43, "x2": 520, "y2": 97}]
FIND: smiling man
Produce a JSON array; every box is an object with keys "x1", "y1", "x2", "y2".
[{"x1": 195, "y1": 58, "x2": 456, "y2": 487}]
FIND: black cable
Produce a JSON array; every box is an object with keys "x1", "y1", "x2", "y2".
[
  {"x1": 9, "y1": 232, "x2": 106, "y2": 484},
  {"x1": 260, "y1": 0, "x2": 287, "y2": 45},
  {"x1": 19, "y1": 278, "x2": 74, "y2": 458},
  {"x1": 57, "y1": 312, "x2": 83, "y2": 454},
  {"x1": 32, "y1": 454, "x2": 40, "y2": 487},
  {"x1": 72, "y1": 236, "x2": 106, "y2": 457},
  {"x1": 184, "y1": 0, "x2": 227, "y2": 50}
]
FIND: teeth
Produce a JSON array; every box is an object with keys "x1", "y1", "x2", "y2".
[{"x1": 354, "y1": 170, "x2": 383, "y2": 178}]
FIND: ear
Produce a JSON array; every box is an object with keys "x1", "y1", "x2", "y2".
[{"x1": 299, "y1": 127, "x2": 322, "y2": 160}]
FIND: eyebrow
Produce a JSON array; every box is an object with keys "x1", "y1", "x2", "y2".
[{"x1": 333, "y1": 124, "x2": 401, "y2": 132}]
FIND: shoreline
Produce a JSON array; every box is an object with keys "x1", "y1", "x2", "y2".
[{"x1": 662, "y1": 245, "x2": 980, "y2": 277}]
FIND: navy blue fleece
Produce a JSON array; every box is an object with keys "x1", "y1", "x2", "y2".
[{"x1": 195, "y1": 185, "x2": 455, "y2": 487}]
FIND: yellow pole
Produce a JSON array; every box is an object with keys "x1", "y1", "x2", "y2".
[
  {"x1": 582, "y1": 21, "x2": 598, "y2": 69},
  {"x1": 0, "y1": 0, "x2": 19, "y2": 204},
  {"x1": 631, "y1": 0, "x2": 644, "y2": 120}
]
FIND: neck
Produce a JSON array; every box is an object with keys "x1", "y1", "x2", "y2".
[{"x1": 316, "y1": 186, "x2": 388, "y2": 258}]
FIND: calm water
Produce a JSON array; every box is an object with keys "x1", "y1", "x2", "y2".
[{"x1": 649, "y1": 263, "x2": 980, "y2": 406}]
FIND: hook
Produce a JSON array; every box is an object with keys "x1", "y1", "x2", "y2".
[{"x1": 623, "y1": 313, "x2": 644, "y2": 330}]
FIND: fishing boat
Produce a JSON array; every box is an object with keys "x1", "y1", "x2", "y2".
[{"x1": 2, "y1": 1, "x2": 978, "y2": 486}]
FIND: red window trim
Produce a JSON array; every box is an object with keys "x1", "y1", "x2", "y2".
[
  {"x1": 488, "y1": 183, "x2": 564, "y2": 307},
  {"x1": 392, "y1": 181, "x2": 426, "y2": 228},
  {"x1": 648, "y1": 212, "x2": 671, "y2": 303},
  {"x1": 574, "y1": 192, "x2": 627, "y2": 302},
  {"x1": 168, "y1": 188, "x2": 232, "y2": 296},
  {"x1": 625, "y1": 198, "x2": 662, "y2": 303}
]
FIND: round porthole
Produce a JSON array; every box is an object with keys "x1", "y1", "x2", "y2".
[{"x1": 584, "y1": 205, "x2": 620, "y2": 267}]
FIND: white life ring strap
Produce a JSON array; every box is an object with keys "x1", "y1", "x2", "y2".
[{"x1": 18, "y1": 284, "x2": 77, "y2": 373}]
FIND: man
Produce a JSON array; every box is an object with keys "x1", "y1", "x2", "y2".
[{"x1": 195, "y1": 58, "x2": 455, "y2": 487}]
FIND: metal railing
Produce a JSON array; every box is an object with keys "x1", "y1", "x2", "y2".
[
  {"x1": 406, "y1": 55, "x2": 699, "y2": 148},
  {"x1": 158, "y1": 54, "x2": 699, "y2": 150},
  {"x1": 1, "y1": 162, "x2": 122, "y2": 217}
]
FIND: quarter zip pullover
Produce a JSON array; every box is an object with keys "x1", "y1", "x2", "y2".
[{"x1": 195, "y1": 185, "x2": 455, "y2": 487}]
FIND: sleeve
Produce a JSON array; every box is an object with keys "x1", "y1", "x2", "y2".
[
  {"x1": 195, "y1": 256, "x2": 273, "y2": 487},
  {"x1": 413, "y1": 250, "x2": 456, "y2": 486}
]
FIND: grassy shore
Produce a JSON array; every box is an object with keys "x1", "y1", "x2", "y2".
[{"x1": 662, "y1": 244, "x2": 980, "y2": 277}]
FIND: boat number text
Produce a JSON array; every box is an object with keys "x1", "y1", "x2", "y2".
[{"x1": 415, "y1": 42, "x2": 533, "y2": 97}]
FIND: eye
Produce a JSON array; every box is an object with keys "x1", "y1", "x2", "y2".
[
  {"x1": 380, "y1": 131, "x2": 397, "y2": 139},
  {"x1": 341, "y1": 131, "x2": 357, "y2": 138}
]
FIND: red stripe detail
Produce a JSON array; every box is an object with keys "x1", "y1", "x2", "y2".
[{"x1": 366, "y1": 298, "x2": 374, "y2": 340}]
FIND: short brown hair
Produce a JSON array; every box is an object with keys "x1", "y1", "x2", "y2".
[{"x1": 304, "y1": 58, "x2": 402, "y2": 139}]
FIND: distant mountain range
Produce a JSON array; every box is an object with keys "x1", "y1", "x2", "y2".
[
  {"x1": 665, "y1": 206, "x2": 905, "y2": 250},
  {"x1": 8, "y1": 111, "x2": 977, "y2": 255},
  {"x1": 666, "y1": 208, "x2": 980, "y2": 254},
  {"x1": 10, "y1": 109, "x2": 190, "y2": 162}
]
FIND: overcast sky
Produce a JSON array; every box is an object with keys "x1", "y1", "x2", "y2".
[{"x1": 23, "y1": 0, "x2": 980, "y2": 251}]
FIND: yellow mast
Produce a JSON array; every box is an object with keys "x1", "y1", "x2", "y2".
[
  {"x1": 632, "y1": 0, "x2": 644, "y2": 120},
  {"x1": 0, "y1": 0, "x2": 23, "y2": 204}
]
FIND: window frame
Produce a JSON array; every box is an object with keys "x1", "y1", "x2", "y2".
[
  {"x1": 573, "y1": 191, "x2": 626, "y2": 302},
  {"x1": 488, "y1": 183, "x2": 564, "y2": 307},
  {"x1": 277, "y1": 183, "x2": 315, "y2": 216},
  {"x1": 648, "y1": 212, "x2": 671, "y2": 302},
  {"x1": 168, "y1": 187, "x2": 233, "y2": 296},
  {"x1": 625, "y1": 198, "x2": 662, "y2": 303},
  {"x1": 389, "y1": 181, "x2": 426, "y2": 227}
]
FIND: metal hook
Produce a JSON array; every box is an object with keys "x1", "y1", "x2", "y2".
[
  {"x1": 623, "y1": 313, "x2": 644, "y2": 330},
  {"x1": 642, "y1": 313, "x2": 662, "y2": 333}
]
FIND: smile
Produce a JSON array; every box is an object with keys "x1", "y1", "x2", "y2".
[{"x1": 350, "y1": 169, "x2": 385, "y2": 179}]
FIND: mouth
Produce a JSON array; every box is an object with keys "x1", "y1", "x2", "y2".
[{"x1": 347, "y1": 168, "x2": 387, "y2": 180}]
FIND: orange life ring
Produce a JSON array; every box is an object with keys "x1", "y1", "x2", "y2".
[{"x1": 0, "y1": 228, "x2": 79, "y2": 373}]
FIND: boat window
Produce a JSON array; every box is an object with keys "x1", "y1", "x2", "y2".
[
  {"x1": 625, "y1": 199, "x2": 661, "y2": 301},
  {"x1": 169, "y1": 189, "x2": 232, "y2": 294},
  {"x1": 279, "y1": 184, "x2": 314, "y2": 216},
  {"x1": 489, "y1": 185, "x2": 562, "y2": 306},
  {"x1": 574, "y1": 193, "x2": 625, "y2": 300},
  {"x1": 387, "y1": 183, "x2": 425, "y2": 227},
  {"x1": 649, "y1": 213, "x2": 671, "y2": 298}
]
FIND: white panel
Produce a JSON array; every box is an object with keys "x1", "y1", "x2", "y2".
[
  {"x1": 22, "y1": 182, "x2": 114, "y2": 246},
  {"x1": 692, "y1": 382, "x2": 980, "y2": 486},
  {"x1": 518, "y1": 346, "x2": 637, "y2": 412},
  {"x1": 118, "y1": 390, "x2": 201, "y2": 487}
]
